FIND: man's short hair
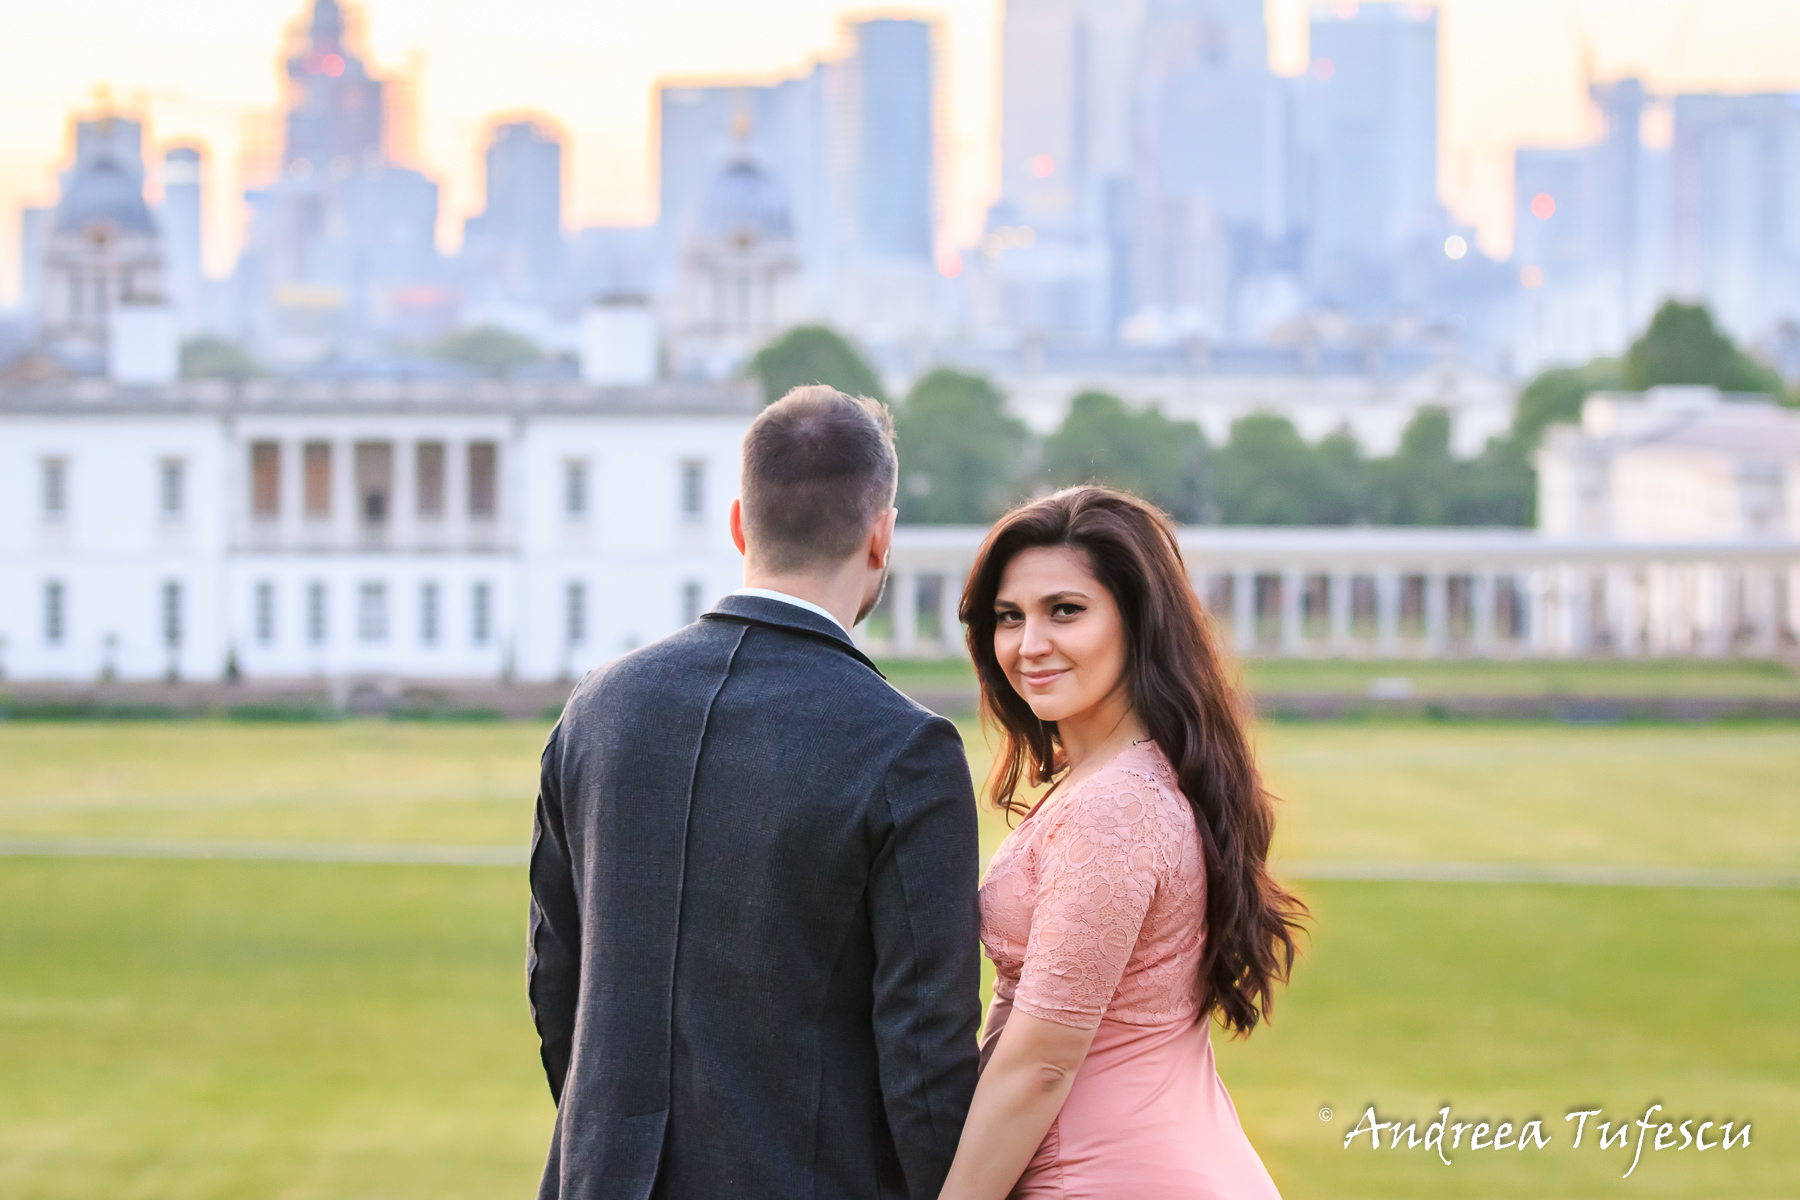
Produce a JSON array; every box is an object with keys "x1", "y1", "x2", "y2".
[{"x1": 741, "y1": 385, "x2": 898, "y2": 573}]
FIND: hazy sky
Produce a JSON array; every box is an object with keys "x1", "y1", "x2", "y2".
[{"x1": 5, "y1": 0, "x2": 1800, "y2": 302}]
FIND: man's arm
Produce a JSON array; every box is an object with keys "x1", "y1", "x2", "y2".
[
  {"x1": 868, "y1": 715, "x2": 984, "y2": 1198},
  {"x1": 527, "y1": 720, "x2": 581, "y2": 1104}
]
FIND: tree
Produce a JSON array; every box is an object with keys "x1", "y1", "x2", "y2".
[
  {"x1": 893, "y1": 369, "x2": 1029, "y2": 523},
  {"x1": 1447, "y1": 436, "x2": 1534, "y2": 526},
  {"x1": 1368, "y1": 406, "x2": 1460, "y2": 524},
  {"x1": 747, "y1": 325, "x2": 885, "y2": 406},
  {"x1": 1042, "y1": 391, "x2": 1210, "y2": 521},
  {"x1": 1211, "y1": 412, "x2": 1320, "y2": 524},
  {"x1": 1309, "y1": 428, "x2": 1369, "y2": 525},
  {"x1": 179, "y1": 337, "x2": 261, "y2": 380},
  {"x1": 1621, "y1": 300, "x2": 1787, "y2": 399},
  {"x1": 432, "y1": 326, "x2": 542, "y2": 378},
  {"x1": 1511, "y1": 358, "x2": 1621, "y2": 451}
]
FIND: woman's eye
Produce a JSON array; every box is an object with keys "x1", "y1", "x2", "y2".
[
  {"x1": 1052, "y1": 603, "x2": 1084, "y2": 618},
  {"x1": 995, "y1": 610, "x2": 1022, "y2": 626}
]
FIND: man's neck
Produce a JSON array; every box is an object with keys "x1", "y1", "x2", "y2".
[{"x1": 740, "y1": 569, "x2": 863, "y2": 634}]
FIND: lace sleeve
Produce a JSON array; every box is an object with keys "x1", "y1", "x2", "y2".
[{"x1": 1012, "y1": 770, "x2": 1168, "y2": 1030}]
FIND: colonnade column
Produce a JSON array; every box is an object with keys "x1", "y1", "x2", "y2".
[
  {"x1": 1645, "y1": 563, "x2": 1671, "y2": 657},
  {"x1": 1526, "y1": 568, "x2": 1550, "y2": 657},
  {"x1": 1750, "y1": 566, "x2": 1777, "y2": 658},
  {"x1": 1280, "y1": 566, "x2": 1303, "y2": 657},
  {"x1": 939, "y1": 571, "x2": 967, "y2": 656},
  {"x1": 1611, "y1": 565, "x2": 1640, "y2": 657},
  {"x1": 1328, "y1": 568, "x2": 1353, "y2": 656},
  {"x1": 1233, "y1": 570, "x2": 1256, "y2": 656},
  {"x1": 1424, "y1": 571, "x2": 1448, "y2": 657},
  {"x1": 1701, "y1": 564, "x2": 1729, "y2": 657},
  {"x1": 1472, "y1": 570, "x2": 1496, "y2": 659},
  {"x1": 1376, "y1": 567, "x2": 1400, "y2": 657},
  {"x1": 891, "y1": 569, "x2": 918, "y2": 656}
]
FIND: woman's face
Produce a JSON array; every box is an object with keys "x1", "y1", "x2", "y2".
[{"x1": 992, "y1": 544, "x2": 1129, "y2": 724}]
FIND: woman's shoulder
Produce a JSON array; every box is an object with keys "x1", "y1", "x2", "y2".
[{"x1": 1055, "y1": 741, "x2": 1193, "y2": 844}]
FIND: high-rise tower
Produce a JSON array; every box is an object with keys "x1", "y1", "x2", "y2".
[
  {"x1": 162, "y1": 145, "x2": 204, "y2": 333},
  {"x1": 1297, "y1": 2, "x2": 1441, "y2": 312},
  {"x1": 463, "y1": 120, "x2": 564, "y2": 292},
  {"x1": 282, "y1": 0, "x2": 384, "y2": 175}
]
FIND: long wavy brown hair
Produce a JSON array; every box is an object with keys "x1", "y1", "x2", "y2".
[{"x1": 960, "y1": 485, "x2": 1307, "y2": 1036}]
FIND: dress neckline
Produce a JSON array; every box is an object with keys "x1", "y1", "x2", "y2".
[{"x1": 1019, "y1": 738, "x2": 1160, "y2": 826}]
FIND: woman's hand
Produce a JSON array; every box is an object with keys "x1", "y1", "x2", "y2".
[{"x1": 937, "y1": 1010, "x2": 1098, "y2": 1200}]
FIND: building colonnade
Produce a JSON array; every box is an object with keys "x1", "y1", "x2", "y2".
[{"x1": 871, "y1": 527, "x2": 1800, "y2": 660}]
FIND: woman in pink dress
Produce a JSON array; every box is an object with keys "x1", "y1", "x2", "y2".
[{"x1": 938, "y1": 486, "x2": 1308, "y2": 1200}]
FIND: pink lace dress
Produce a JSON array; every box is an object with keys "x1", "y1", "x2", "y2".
[{"x1": 979, "y1": 740, "x2": 1282, "y2": 1199}]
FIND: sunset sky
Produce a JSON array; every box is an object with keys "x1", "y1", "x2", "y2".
[{"x1": 5, "y1": 0, "x2": 1800, "y2": 302}]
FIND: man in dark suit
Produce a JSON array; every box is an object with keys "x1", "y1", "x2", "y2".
[{"x1": 529, "y1": 385, "x2": 983, "y2": 1200}]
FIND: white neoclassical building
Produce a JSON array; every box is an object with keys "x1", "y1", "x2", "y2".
[
  {"x1": 1537, "y1": 386, "x2": 1800, "y2": 540},
  {"x1": 0, "y1": 378, "x2": 757, "y2": 683}
]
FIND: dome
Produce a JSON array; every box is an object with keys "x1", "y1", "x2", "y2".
[
  {"x1": 696, "y1": 157, "x2": 793, "y2": 245},
  {"x1": 55, "y1": 156, "x2": 155, "y2": 237}
]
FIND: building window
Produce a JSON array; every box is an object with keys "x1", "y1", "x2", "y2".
[
  {"x1": 42, "y1": 457, "x2": 68, "y2": 520},
  {"x1": 416, "y1": 441, "x2": 445, "y2": 518},
  {"x1": 44, "y1": 580, "x2": 65, "y2": 645},
  {"x1": 680, "y1": 459, "x2": 705, "y2": 521},
  {"x1": 419, "y1": 581, "x2": 439, "y2": 646},
  {"x1": 471, "y1": 582, "x2": 492, "y2": 646},
  {"x1": 468, "y1": 441, "x2": 498, "y2": 518},
  {"x1": 251, "y1": 442, "x2": 281, "y2": 518},
  {"x1": 565, "y1": 581, "x2": 586, "y2": 646},
  {"x1": 161, "y1": 581, "x2": 183, "y2": 648},
  {"x1": 306, "y1": 582, "x2": 328, "y2": 644},
  {"x1": 159, "y1": 458, "x2": 185, "y2": 519},
  {"x1": 358, "y1": 582, "x2": 388, "y2": 642},
  {"x1": 354, "y1": 442, "x2": 393, "y2": 526},
  {"x1": 682, "y1": 581, "x2": 704, "y2": 625},
  {"x1": 303, "y1": 442, "x2": 332, "y2": 518},
  {"x1": 564, "y1": 459, "x2": 589, "y2": 519},
  {"x1": 255, "y1": 581, "x2": 276, "y2": 645}
]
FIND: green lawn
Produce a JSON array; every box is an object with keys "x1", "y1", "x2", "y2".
[
  {"x1": 1, "y1": 719, "x2": 1796, "y2": 1198},
  {"x1": 878, "y1": 654, "x2": 1800, "y2": 698}
]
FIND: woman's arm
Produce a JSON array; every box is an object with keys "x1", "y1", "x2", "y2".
[{"x1": 936, "y1": 1010, "x2": 1097, "y2": 1200}]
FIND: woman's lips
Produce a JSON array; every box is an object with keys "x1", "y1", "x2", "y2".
[{"x1": 1019, "y1": 668, "x2": 1067, "y2": 688}]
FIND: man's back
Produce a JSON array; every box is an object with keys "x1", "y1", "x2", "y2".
[{"x1": 530, "y1": 595, "x2": 982, "y2": 1200}]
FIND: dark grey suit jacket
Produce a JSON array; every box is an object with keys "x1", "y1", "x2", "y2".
[{"x1": 529, "y1": 593, "x2": 982, "y2": 1200}]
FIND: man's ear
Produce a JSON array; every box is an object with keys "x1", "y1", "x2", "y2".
[
  {"x1": 729, "y1": 498, "x2": 747, "y2": 556},
  {"x1": 867, "y1": 505, "x2": 898, "y2": 569}
]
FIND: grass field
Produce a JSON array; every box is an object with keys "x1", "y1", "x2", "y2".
[{"x1": 2, "y1": 718, "x2": 1797, "y2": 1198}]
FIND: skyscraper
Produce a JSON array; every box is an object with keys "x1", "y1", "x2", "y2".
[
  {"x1": 988, "y1": 0, "x2": 1142, "y2": 341},
  {"x1": 1297, "y1": 2, "x2": 1440, "y2": 312},
  {"x1": 235, "y1": 0, "x2": 441, "y2": 359},
  {"x1": 462, "y1": 120, "x2": 564, "y2": 292},
  {"x1": 1131, "y1": 0, "x2": 1290, "y2": 339},
  {"x1": 1671, "y1": 92, "x2": 1800, "y2": 342},
  {"x1": 162, "y1": 145, "x2": 204, "y2": 333},
  {"x1": 281, "y1": 0, "x2": 383, "y2": 175},
  {"x1": 849, "y1": 18, "x2": 934, "y2": 262}
]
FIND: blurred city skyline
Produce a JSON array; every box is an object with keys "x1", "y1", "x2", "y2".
[{"x1": 7, "y1": 0, "x2": 1800, "y2": 301}]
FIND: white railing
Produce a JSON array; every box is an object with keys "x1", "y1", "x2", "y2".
[{"x1": 867, "y1": 526, "x2": 1800, "y2": 660}]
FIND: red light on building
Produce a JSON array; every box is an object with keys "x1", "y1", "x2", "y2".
[
  {"x1": 1312, "y1": 57, "x2": 1336, "y2": 81},
  {"x1": 1030, "y1": 154, "x2": 1055, "y2": 179},
  {"x1": 322, "y1": 53, "x2": 345, "y2": 78},
  {"x1": 938, "y1": 252, "x2": 963, "y2": 280},
  {"x1": 1531, "y1": 192, "x2": 1556, "y2": 220}
]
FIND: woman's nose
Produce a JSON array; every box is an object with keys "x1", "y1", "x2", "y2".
[{"x1": 1019, "y1": 616, "x2": 1053, "y2": 659}]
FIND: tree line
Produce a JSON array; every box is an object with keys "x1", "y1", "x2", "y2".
[{"x1": 749, "y1": 302, "x2": 1792, "y2": 527}]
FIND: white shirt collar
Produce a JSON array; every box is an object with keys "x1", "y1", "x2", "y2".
[{"x1": 730, "y1": 587, "x2": 850, "y2": 636}]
